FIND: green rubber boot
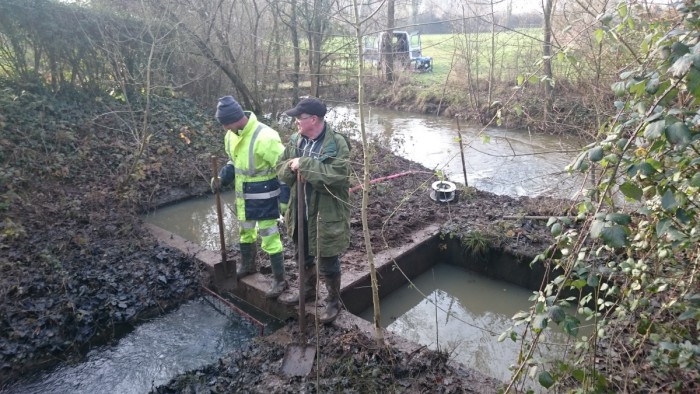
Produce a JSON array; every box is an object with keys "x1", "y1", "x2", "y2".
[
  {"x1": 279, "y1": 265, "x2": 316, "y2": 305},
  {"x1": 264, "y1": 253, "x2": 287, "y2": 299},
  {"x1": 319, "y1": 274, "x2": 341, "y2": 324},
  {"x1": 236, "y1": 243, "x2": 257, "y2": 278}
]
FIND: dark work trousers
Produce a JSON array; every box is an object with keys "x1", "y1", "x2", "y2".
[{"x1": 293, "y1": 215, "x2": 340, "y2": 277}]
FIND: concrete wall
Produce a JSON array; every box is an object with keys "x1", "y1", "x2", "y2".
[{"x1": 443, "y1": 237, "x2": 549, "y2": 291}]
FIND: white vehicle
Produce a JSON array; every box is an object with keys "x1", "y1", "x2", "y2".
[{"x1": 363, "y1": 31, "x2": 432, "y2": 72}]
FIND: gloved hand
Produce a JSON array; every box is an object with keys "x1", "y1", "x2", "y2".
[
  {"x1": 218, "y1": 163, "x2": 235, "y2": 187},
  {"x1": 210, "y1": 176, "x2": 221, "y2": 194},
  {"x1": 278, "y1": 181, "x2": 290, "y2": 215}
]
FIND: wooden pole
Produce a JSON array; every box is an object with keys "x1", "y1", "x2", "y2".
[
  {"x1": 211, "y1": 156, "x2": 236, "y2": 281},
  {"x1": 456, "y1": 118, "x2": 469, "y2": 186},
  {"x1": 297, "y1": 172, "x2": 307, "y2": 340}
]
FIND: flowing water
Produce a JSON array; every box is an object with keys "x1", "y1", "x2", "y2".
[
  {"x1": 329, "y1": 105, "x2": 586, "y2": 198},
  {"x1": 358, "y1": 263, "x2": 588, "y2": 388},
  {"x1": 5, "y1": 298, "x2": 259, "y2": 394}
]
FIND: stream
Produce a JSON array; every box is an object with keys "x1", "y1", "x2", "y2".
[
  {"x1": 330, "y1": 104, "x2": 586, "y2": 198},
  {"x1": 5, "y1": 298, "x2": 260, "y2": 394}
]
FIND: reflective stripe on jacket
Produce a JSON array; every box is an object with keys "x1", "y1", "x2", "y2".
[{"x1": 224, "y1": 112, "x2": 285, "y2": 221}]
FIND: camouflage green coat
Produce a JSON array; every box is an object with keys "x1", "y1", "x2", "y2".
[{"x1": 277, "y1": 125, "x2": 351, "y2": 257}]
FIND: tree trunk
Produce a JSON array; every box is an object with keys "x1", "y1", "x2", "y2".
[
  {"x1": 543, "y1": 0, "x2": 554, "y2": 121},
  {"x1": 382, "y1": 0, "x2": 395, "y2": 82},
  {"x1": 487, "y1": 0, "x2": 495, "y2": 108}
]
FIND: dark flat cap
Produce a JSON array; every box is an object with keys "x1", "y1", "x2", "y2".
[{"x1": 284, "y1": 97, "x2": 327, "y2": 118}]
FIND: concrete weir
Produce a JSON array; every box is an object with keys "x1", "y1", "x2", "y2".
[
  {"x1": 144, "y1": 222, "x2": 443, "y2": 322},
  {"x1": 145, "y1": 220, "x2": 546, "y2": 388},
  {"x1": 145, "y1": 220, "x2": 544, "y2": 322}
]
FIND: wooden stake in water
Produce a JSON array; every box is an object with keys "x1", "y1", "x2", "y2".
[
  {"x1": 211, "y1": 155, "x2": 236, "y2": 280},
  {"x1": 455, "y1": 118, "x2": 469, "y2": 187}
]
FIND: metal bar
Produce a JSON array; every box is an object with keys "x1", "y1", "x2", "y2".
[{"x1": 201, "y1": 286, "x2": 265, "y2": 336}]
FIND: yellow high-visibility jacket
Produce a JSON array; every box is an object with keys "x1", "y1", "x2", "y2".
[{"x1": 224, "y1": 112, "x2": 285, "y2": 221}]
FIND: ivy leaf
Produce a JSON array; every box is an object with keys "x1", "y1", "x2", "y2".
[
  {"x1": 661, "y1": 189, "x2": 678, "y2": 211},
  {"x1": 551, "y1": 222, "x2": 562, "y2": 236},
  {"x1": 513, "y1": 104, "x2": 523, "y2": 116},
  {"x1": 562, "y1": 315, "x2": 580, "y2": 336},
  {"x1": 669, "y1": 53, "x2": 693, "y2": 78},
  {"x1": 587, "y1": 274, "x2": 601, "y2": 287},
  {"x1": 644, "y1": 120, "x2": 665, "y2": 140},
  {"x1": 676, "y1": 208, "x2": 691, "y2": 224},
  {"x1": 539, "y1": 371, "x2": 555, "y2": 389},
  {"x1": 549, "y1": 305, "x2": 566, "y2": 324},
  {"x1": 628, "y1": 162, "x2": 656, "y2": 177},
  {"x1": 646, "y1": 77, "x2": 660, "y2": 94},
  {"x1": 612, "y1": 81, "x2": 627, "y2": 96},
  {"x1": 601, "y1": 225, "x2": 628, "y2": 248},
  {"x1": 686, "y1": 293, "x2": 700, "y2": 307},
  {"x1": 678, "y1": 308, "x2": 699, "y2": 321},
  {"x1": 606, "y1": 213, "x2": 632, "y2": 225},
  {"x1": 691, "y1": 173, "x2": 700, "y2": 187},
  {"x1": 590, "y1": 219, "x2": 605, "y2": 239},
  {"x1": 656, "y1": 218, "x2": 671, "y2": 237},
  {"x1": 588, "y1": 146, "x2": 604, "y2": 162},
  {"x1": 665, "y1": 122, "x2": 692, "y2": 145},
  {"x1": 620, "y1": 182, "x2": 643, "y2": 201},
  {"x1": 571, "y1": 279, "x2": 587, "y2": 290},
  {"x1": 686, "y1": 67, "x2": 700, "y2": 99}
]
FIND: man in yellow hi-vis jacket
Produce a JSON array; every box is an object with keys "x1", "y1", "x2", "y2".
[{"x1": 211, "y1": 96, "x2": 289, "y2": 299}]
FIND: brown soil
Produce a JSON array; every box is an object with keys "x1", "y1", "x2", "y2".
[{"x1": 154, "y1": 316, "x2": 502, "y2": 394}]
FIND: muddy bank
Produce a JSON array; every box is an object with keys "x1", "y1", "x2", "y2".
[
  {"x1": 154, "y1": 314, "x2": 502, "y2": 394},
  {"x1": 360, "y1": 77, "x2": 603, "y2": 138},
  {"x1": 0, "y1": 86, "x2": 570, "y2": 390}
]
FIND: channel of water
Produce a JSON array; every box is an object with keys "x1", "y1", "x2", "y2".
[
  {"x1": 358, "y1": 263, "x2": 587, "y2": 387},
  {"x1": 328, "y1": 105, "x2": 586, "y2": 198},
  {"x1": 5, "y1": 298, "x2": 260, "y2": 394}
]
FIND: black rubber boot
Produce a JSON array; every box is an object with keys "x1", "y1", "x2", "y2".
[
  {"x1": 319, "y1": 274, "x2": 341, "y2": 324},
  {"x1": 236, "y1": 243, "x2": 257, "y2": 278},
  {"x1": 264, "y1": 253, "x2": 287, "y2": 299},
  {"x1": 279, "y1": 266, "x2": 316, "y2": 305}
]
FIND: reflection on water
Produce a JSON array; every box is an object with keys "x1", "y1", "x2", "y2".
[
  {"x1": 359, "y1": 264, "x2": 582, "y2": 388},
  {"x1": 7, "y1": 298, "x2": 257, "y2": 394},
  {"x1": 328, "y1": 105, "x2": 585, "y2": 198},
  {"x1": 144, "y1": 191, "x2": 239, "y2": 250}
]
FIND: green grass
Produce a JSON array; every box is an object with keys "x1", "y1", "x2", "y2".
[
  {"x1": 418, "y1": 29, "x2": 544, "y2": 83},
  {"x1": 321, "y1": 28, "x2": 559, "y2": 95}
]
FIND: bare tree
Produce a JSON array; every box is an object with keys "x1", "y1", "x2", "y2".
[
  {"x1": 351, "y1": 0, "x2": 386, "y2": 346},
  {"x1": 542, "y1": 0, "x2": 554, "y2": 120},
  {"x1": 382, "y1": 0, "x2": 395, "y2": 82}
]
